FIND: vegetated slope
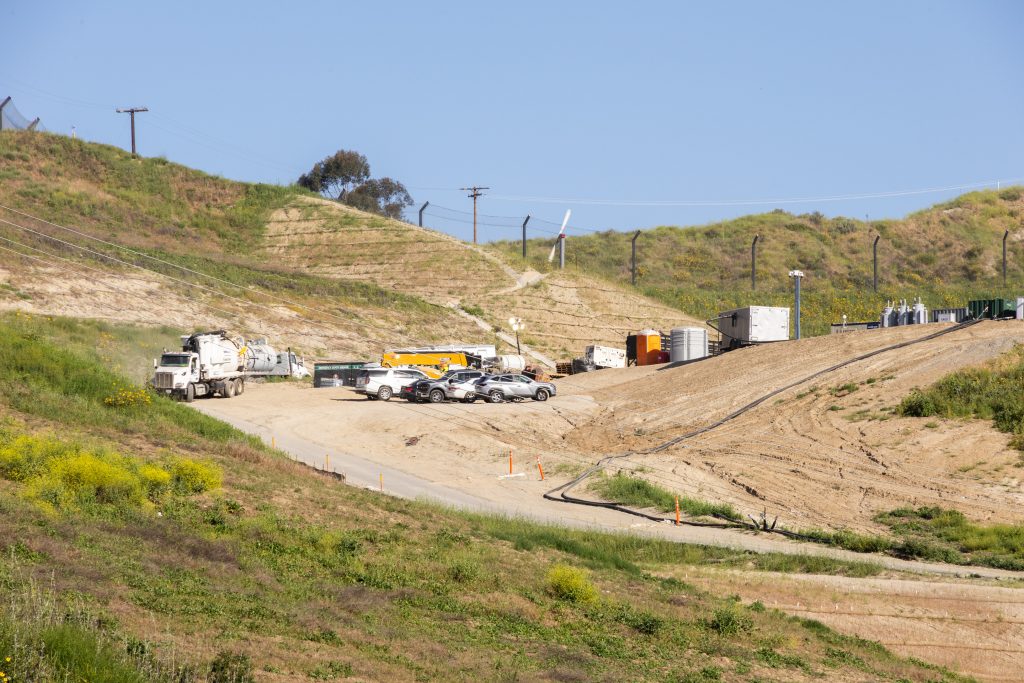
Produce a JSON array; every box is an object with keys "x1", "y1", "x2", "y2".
[
  {"x1": 0, "y1": 312, "x2": 964, "y2": 682},
  {"x1": 491, "y1": 188, "x2": 1024, "y2": 336},
  {"x1": 0, "y1": 131, "x2": 700, "y2": 364},
  {"x1": 561, "y1": 321, "x2": 1024, "y2": 537}
]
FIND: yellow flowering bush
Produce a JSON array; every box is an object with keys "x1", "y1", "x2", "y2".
[{"x1": 103, "y1": 385, "x2": 152, "y2": 408}]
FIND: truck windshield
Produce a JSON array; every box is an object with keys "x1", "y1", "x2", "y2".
[{"x1": 160, "y1": 354, "x2": 191, "y2": 367}]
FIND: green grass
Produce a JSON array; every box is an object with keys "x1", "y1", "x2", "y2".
[
  {"x1": 489, "y1": 187, "x2": 1024, "y2": 336},
  {"x1": 588, "y1": 471, "x2": 742, "y2": 520},
  {"x1": 898, "y1": 344, "x2": 1024, "y2": 451}
]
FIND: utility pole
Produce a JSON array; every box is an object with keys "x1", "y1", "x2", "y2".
[
  {"x1": 558, "y1": 234, "x2": 566, "y2": 269},
  {"x1": 751, "y1": 234, "x2": 760, "y2": 291},
  {"x1": 1004, "y1": 230, "x2": 1009, "y2": 288},
  {"x1": 459, "y1": 185, "x2": 489, "y2": 243},
  {"x1": 115, "y1": 106, "x2": 148, "y2": 156},
  {"x1": 631, "y1": 231, "x2": 641, "y2": 286},
  {"x1": 522, "y1": 215, "x2": 530, "y2": 259},
  {"x1": 418, "y1": 201, "x2": 429, "y2": 227},
  {"x1": 873, "y1": 235, "x2": 880, "y2": 293},
  {"x1": 789, "y1": 270, "x2": 804, "y2": 340}
]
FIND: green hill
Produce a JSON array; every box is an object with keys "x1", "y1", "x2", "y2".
[
  {"x1": 0, "y1": 311, "x2": 961, "y2": 681},
  {"x1": 490, "y1": 190, "x2": 1024, "y2": 336}
]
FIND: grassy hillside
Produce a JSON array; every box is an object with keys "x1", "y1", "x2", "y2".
[
  {"x1": 0, "y1": 312, "x2": 968, "y2": 681},
  {"x1": 491, "y1": 189, "x2": 1024, "y2": 336}
]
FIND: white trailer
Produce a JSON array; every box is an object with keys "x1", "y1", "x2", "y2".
[
  {"x1": 152, "y1": 331, "x2": 309, "y2": 402},
  {"x1": 585, "y1": 344, "x2": 627, "y2": 369},
  {"x1": 717, "y1": 306, "x2": 790, "y2": 349}
]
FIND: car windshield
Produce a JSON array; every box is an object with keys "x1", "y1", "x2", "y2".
[{"x1": 160, "y1": 353, "x2": 190, "y2": 367}]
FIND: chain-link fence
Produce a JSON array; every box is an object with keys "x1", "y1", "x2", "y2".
[{"x1": 0, "y1": 95, "x2": 45, "y2": 132}]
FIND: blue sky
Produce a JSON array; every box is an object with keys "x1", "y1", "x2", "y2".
[{"x1": 2, "y1": 1, "x2": 1022, "y2": 242}]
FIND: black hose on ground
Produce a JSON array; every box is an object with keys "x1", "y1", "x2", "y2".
[{"x1": 544, "y1": 317, "x2": 987, "y2": 541}]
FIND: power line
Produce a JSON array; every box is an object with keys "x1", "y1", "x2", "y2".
[{"x1": 487, "y1": 177, "x2": 1024, "y2": 207}]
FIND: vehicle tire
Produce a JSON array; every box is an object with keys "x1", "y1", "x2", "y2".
[
  {"x1": 429, "y1": 389, "x2": 445, "y2": 403},
  {"x1": 224, "y1": 380, "x2": 236, "y2": 398},
  {"x1": 184, "y1": 383, "x2": 195, "y2": 403},
  {"x1": 534, "y1": 389, "x2": 549, "y2": 402},
  {"x1": 235, "y1": 378, "x2": 244, "y2": 395},
  {"x1": 462, "y1": 393, "x2": 476, "y2": 403},
  {"x1": 378, "y1": 386, "x2": 393, "y2": 401},
  {"x1": 488, "y1": 390, "x2": 504, "y2": 404},
  {"x1": 367, "y1": 394, "x2": 378, "y2": 400}
]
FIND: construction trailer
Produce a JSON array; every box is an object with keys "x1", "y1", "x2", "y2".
[
  {"x1": 585, "y1": 345, "x2": 627, "y2": 369},
  {"x1": 314, "y1": 361, "x2": 368, "y2": 388},
  {"x1": 716, "y1": 306, "x2": 790, "y2": 349}
]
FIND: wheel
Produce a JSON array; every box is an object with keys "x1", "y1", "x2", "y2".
[
  {"x1": 184, "y1": 383, "x2": 195, "y2": 403},
  {"x1": 462, "y1": 393, "x2": 476, "y2": 404},
  {"x1": 378, "y1": 386, "x2": 393, "y2": 401},
  {"x1": 429, "y1": 389, "x2": 445, "y2": 403},
  {"x1": 534, "y1": 389, "x2": 549, "y2": 402},
  {"x1": 367, "y1": 394, "x2": 378, "y2": 400},
  {"x1": 235, "y1": 378, "x2": 244, "y2": 395},
  {"x1": 224, "y1": 380, "x2": 236, "y2": 398},
  {"x1": 488, "y1": 390, "x2": 504, "y2": 404}
]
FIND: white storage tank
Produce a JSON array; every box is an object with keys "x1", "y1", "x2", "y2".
[
  {"x1": 670, "y1": 327, "x2": 708, "y2": 362},
  {"x1": 497, "y1": 354, "x2": 526, "y2": 372}
]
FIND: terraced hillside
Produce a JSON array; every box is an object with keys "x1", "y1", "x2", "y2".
[
  {"x1": 0, "y1": 131, "x2": 699, "y2": 365},
  {"x1": 491, "y1": 188, "x2": 1024, "y2": 336}
]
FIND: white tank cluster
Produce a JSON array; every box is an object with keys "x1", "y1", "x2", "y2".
[
  {"x1": 669, "y1": 327, "x2": 709, "y2": 362},
  {"x1": 880, "y1": 298, "x2": 928, "y2": 327}
]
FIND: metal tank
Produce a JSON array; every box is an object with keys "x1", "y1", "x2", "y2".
[
  {"x1": 670, "y1": 327, "x2": 708, "y2": 363},
  {"x1": 880, "y1": 301, "x2": 894, "y2": 327},
  {"x1": 242, "y1": 338, "x2": 278, "y2": 374},
  {"x1": 911, "y1": 297, "x2": 928, "y2": 325}
]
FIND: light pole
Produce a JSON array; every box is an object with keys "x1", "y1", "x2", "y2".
[
  {"x1": 789, "y1": 269, "x2": 804, "y2": 340},
  {"x1": 508, "y1": 317, "x2": 524, "y2": 355}
]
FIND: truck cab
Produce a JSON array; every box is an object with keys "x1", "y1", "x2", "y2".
[{"x1": 153, "y1": 352, "x2": 204, "y2": 401}]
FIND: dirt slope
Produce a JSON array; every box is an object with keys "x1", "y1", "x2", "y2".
[{"x1": 564, "y1": 321, "x2": 1024, "y2": 532}]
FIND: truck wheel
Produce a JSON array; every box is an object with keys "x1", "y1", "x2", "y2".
[
  {"x1": 534, "y1": 389, "x2": 549, "y2": 402},
  {"x1": 378, "y1": 386, "x2": 393, "y2": 401},
  {"x1": 224, "y1": 380, "x2": 236, "y2": 398},
  {"x1": 235, "y1": 378, "x2": 244, "y2": 395},
  {"x1": 429, "y1": 389, "x2": 445, "y2": 403},
  {"x1": 184, "y1": 383, "x2": 195, "y2": 403},
  {"x1": 488, "y1": 390, "x2": 504, "y2": 404}
]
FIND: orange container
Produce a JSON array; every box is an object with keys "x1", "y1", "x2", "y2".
[{"x1": 636, "y1": 330, "x2": 661, "y2": 366}]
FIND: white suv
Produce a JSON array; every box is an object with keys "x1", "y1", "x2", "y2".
[{"x1": 355, "y1": 367, "x2": 429, "y2": 401}]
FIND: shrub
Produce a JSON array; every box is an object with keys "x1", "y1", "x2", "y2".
[
  {"x1": 705, "y1": 605, "x2": 753, "y2": 635},
  {"x1": 209, "y1": 651, "x2": 255, "y2": 683},
  {"x1": 169, "y1": 457, "x2": 222, "y2": 494},
  {"x1": 547, "y1": 564, "x2": 598, "y2": 603}
]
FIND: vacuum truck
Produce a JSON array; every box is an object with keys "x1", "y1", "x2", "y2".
[{"x1": 151, "y1": 331, "x2": 309, "y2": 402}]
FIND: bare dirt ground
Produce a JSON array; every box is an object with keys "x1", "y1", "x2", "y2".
[{"x1": 674, "y1": 567, "x2": 1024, "y2": 682}]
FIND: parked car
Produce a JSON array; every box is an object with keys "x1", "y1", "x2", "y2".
[
  {"x1": 406, "y1": 369, "x2": 485, "y2": 403},
  {"x1": 474, "y1": 374, "x2": 557, "y2": 403},
  {"x1": 355, "y1": 367, "x2": 430, "y2": 401}
]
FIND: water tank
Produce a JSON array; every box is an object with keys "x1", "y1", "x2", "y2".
[{"x1": 670, "y1": 327, "x2": 708, "y2": 363}]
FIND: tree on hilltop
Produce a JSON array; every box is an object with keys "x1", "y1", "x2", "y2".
[
  {"x1": 297, "y1": 149, "x2": 413, "y2": 219},
  {"x1": 297, "y1": 149, "x2": 370, "y2": 200}
]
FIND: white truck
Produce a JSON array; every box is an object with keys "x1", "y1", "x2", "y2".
[
  {"x1": 152, "y1": 331, "x2": 309, "y2": 402},
  {"x1": 584, "y1": 344, "x2": 627, "y2": 369}
]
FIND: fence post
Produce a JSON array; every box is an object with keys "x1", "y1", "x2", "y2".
[
  {"x1": 522, "y1": 215, "x2": 530, "y2": 258},
  {"x1": 418, "y1": 201, "x2": 429, "y2": 227},
  {"x1": 631, "y1": 230, "x2": 641, "y2": 286},
  {"x1": 751, "y1": 234, "x2": 759, "y2": 291},
  {"x1": 0, "y1": 96, "x2": 10, "y2": 131},
  {"x1": 873, "y1": 235, "x2": 880, "y2": 293},
  {"x1": 1004, "y1": 230, "x2": 1009, "y2": 288}
]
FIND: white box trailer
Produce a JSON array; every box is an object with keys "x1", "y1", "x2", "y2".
[
  {"x1": 585, "y1": 345, "x2": 627, "y2": 369},
  {"x1": 1018, "y1": 297, "x2": 1023, "y2": 320},
  {"x1": 717, "y1": 306, "x2": 790, "y2": 349}
]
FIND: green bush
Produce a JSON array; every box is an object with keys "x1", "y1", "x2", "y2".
[
  {"x1": 705, "y1": 605, "x2": 753, "y2": 635},
  {"x1": 209, "y1": 651, "x2": 255, "y2": 683},
  {"x1": 547, "y1": 564, "x2": 599, "y2": 603}
]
